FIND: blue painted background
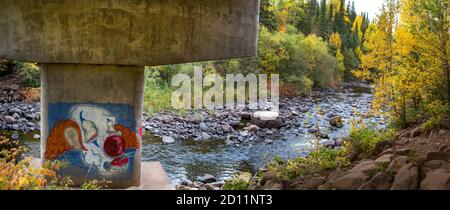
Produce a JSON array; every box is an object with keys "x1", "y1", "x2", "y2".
[{"x1": 47, "y1": 102, "x2": 136, "y2": 132}]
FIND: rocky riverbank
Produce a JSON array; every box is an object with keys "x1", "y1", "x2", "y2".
[
  {"x1": 143, "y1": 82, "x2": 382, "y2": 147},
  {"x1": 246, "y1": 126, "x2": 450, "y2": 190},
  {"x1": 0, "y1": 75, "x2": 40, "y2": 139}
]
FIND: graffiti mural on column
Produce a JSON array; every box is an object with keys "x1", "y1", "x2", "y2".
[{"x1": 45, "y1": 103, "x2": 140, "y2": 180}]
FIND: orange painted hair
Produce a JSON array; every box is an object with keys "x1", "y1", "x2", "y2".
[
  {"x1": 114, "y1": 124, "x2": 140, "y2": 149},
  {"x1": 45, "y1": 120, "x2": 87, "y2": 160}
]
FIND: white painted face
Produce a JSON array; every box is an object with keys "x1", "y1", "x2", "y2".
[{"x1": 69, "y1": 105, "x2": 117, "y2": 147}]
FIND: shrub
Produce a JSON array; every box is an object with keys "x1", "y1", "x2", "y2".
[
  {"x1": 143, "y1": 69, "x2": 173, "y2": 115},
  {"x1": 267, "y1": 147, "x2": 350, "y2": 181},
  {"x1": 0, "y1": 135, "x2": 27, "y2": 162},
  {"x1": 349, "y1": 126, "x2": 395, "y2": 154},
  {"x1": 13, "y1": 62, "x2": 40, "y2": 88},
  {"x1": 421, "y1": 101, "x2": 449, "y2": 132},
  {"x1": 80, "y1": 179, "x2": 111, "y2": 190},
  {"x1": 223, "y1": 172, "x2": 253, "y2": 190}
]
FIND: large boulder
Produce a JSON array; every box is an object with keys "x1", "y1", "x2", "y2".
[
  {"x1": 421, "y1": 160, "x2": 447, "y2": 175},
  {"x1": 359, "y1": 172, "x2": 392, "y2": 190},
  {"x1": 386, "y1": 156, "x2": 409, "y2": 174},
  {"x1": 349, "y1": 160, "x2": 380, "y2": 175},
  {"x1": 262, "y1": 180, "x2": 283, "y2": 190},
  {"x1": 305, "y1": 177, "x2": 327, "y2": 189},
  {"x1": 420, "y1": 169, "x2": 450, "y2": 190},
  {"x1": 251, "y1": 111, "x2": 283, "y2": 129},
  {"x1": 425, "y1": 152, "x2": 450, "y2": 162},
  {"x1": 391, "y1": 163, "x2": 419, "y2": 190},
  {"x1": 327, "y1": 169, "x2": 345, "y2": 184},
  {"x1": 375, "y1": 154, "x2": 394, "y2": 165},
  {"x1": 332, "y1": 172, "x2": 367, "y2": 190}
]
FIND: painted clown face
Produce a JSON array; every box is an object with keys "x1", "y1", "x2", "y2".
[{"x1": 69, "y1": 105, "x2": 119, "y2": 168}]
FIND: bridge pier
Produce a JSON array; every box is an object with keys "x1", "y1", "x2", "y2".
[
  {"x1": 41, "y1": 64, "x2": 144, "y2": 187},
  {"x1": 0, "y1": 0, "x2": 260, "y2": 188}
]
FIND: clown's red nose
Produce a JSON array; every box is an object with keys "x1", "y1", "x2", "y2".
[{"x1": 104, "y1": 135, "x2": 125, "y2": 157}]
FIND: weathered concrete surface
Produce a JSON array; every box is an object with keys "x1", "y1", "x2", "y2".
[
  {"x1": 41, "y1": 64, "x2": 144, "y2": 188},
  {"x1": 0, "y1": 0, "x2": 260, "y2": 66},
  {"x1": 128, "y1": 162, "x2": 175, "y2": 190}
]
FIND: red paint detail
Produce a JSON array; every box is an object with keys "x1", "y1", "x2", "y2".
[
  {"x1": 111, "y1": 157, "x2": 129, "y2": 167},
  {"x1": 139, "y1": 127, "x2": 143, "y2": 138},
  {"x1": 103, "y1": 135, "x2": 125, "y2": 157}
]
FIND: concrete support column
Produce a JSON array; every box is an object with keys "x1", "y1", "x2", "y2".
[{"x1": 41, "y1": 64, "x2": 144, "y2": 188}]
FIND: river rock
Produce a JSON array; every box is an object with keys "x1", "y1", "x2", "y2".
[
  {"x1": 221, "y1": 124, "x2": 233, "y2": 133},
  {"x1": 161, "y1": 115, "x2": 173, "y2": 124},
  {"x1": 203, "y1": 183, "x2": 219, "y2": 190},
  {"x1": 199, "y1": 122, "x2": 208, "y2": 131},
  {"x1": 420, "y1": 169, "x2": 450, "y2": 190},
  {"x1": 323, "y1": 140, "x2": 335, "y2": 148},
  {"x1": 8, "y1": 107, "x2": 22, "y2": 115},
  {"x1": 180, "y1": 179, "x2": 192, "y2": 186},
  {"x1": 244, "y1": 125, "x2": 260, "y2": 133},
  {"x1": 373, "y1": 140, "x2": 393, "y2": 156},
  {"x1": 200, "y1": 174, "x2": 217, "y2": 183},
  {"x1": 395, "y1": 148, "x2": 411, "y2": 156},
  {"x1": 33, "y1": 134, "x2": 40, "y2": 139},
  {"x1": 177, "y1": 185, "x2": 193, "y2": 190},
  {"x1": 10, "y1": 133, "x2": 19, "y2": 140},
  {"x1": 210, "y1": 182, "x2": 225, "y2": 188},
  {"x1": 3, "y1": 115, "x2": 16, "y2": 124},
  {"x1": 391, "y1": 163, "x2": 419, "y2": 190},
  {"x1": 264, "y1": 139, "x2": 274, "y2": 144},
  {"x1": 162, "y1": 136, "x2": 175, "y2": 144},
  {"x1": 251, "y1": 111, "x2": 283, "y2": 129},
  {"x1": 329, "y1": 116, "x2": 344, "y2": 128},
  {"x1": 240, "y1": 112, "x2": 252, "y2": 120},
  {"x1": 201, "y1": 132, "x2": 212, "y2": 140},
  {"x1": 12, "y1": 112, "x2": 20, "y2": 119},
  {"x1": 319, "y1": 133, "x2": 329, "y2": 139}
]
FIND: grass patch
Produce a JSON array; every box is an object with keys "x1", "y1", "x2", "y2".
[{"x1": 266, "y1": 147, "x2": 350, "y2": 181}]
